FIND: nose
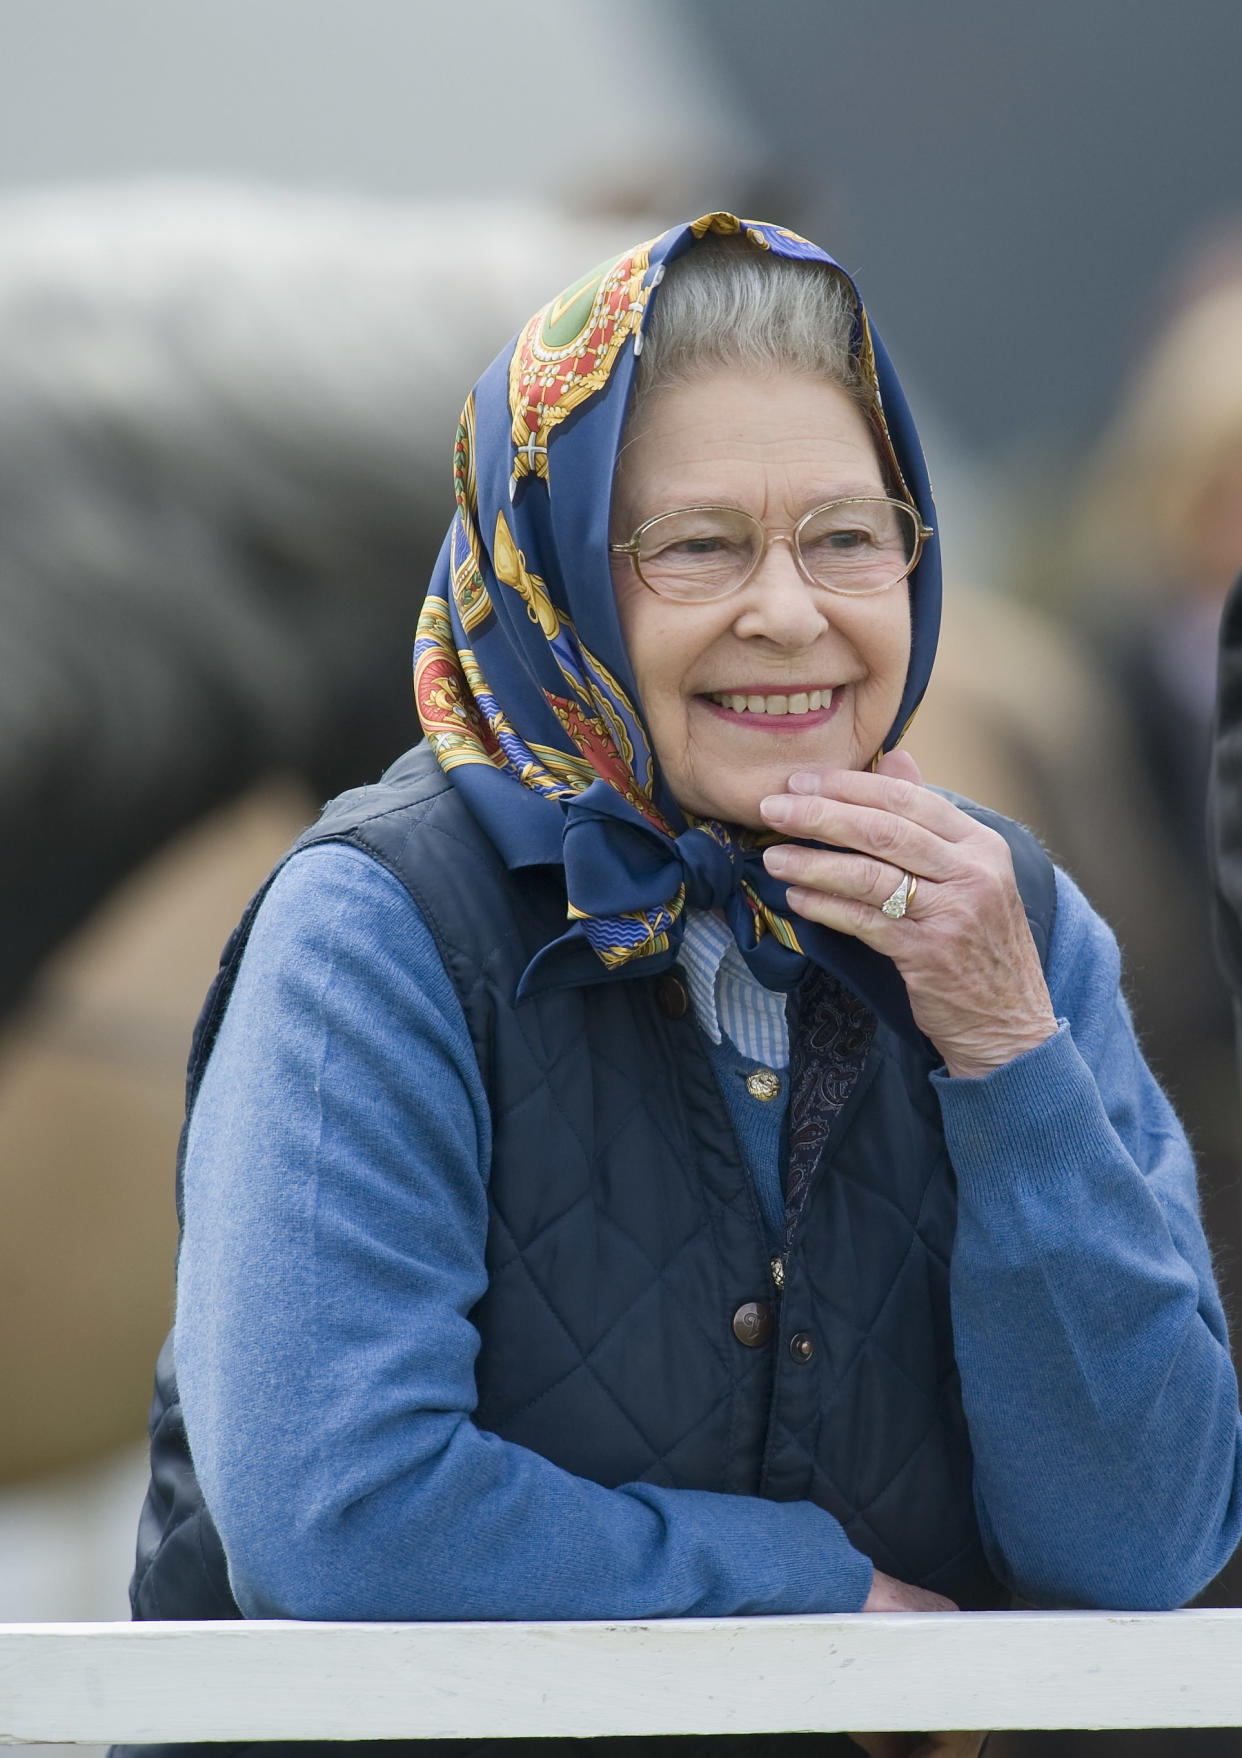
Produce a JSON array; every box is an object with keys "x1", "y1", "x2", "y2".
[{"x1": 730, "y1": 532, "x2": 830, "y2": 648}]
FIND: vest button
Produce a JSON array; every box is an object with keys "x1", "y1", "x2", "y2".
[
  {"x1": 745, "y1": 1068, "x2": 781, "y2": 1102},
  {"x1": 789, "y1": 1331, "x2": 815, "y2": 1363},
  {"x1": 732, "y1": 1301, "x2": 775, "y2": 1348},
  {"x1": 656, "y1": 971, "x2": 690, "y2": 1019}
]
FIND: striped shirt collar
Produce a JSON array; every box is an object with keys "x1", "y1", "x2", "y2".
[{"x1": 678, "y1": 909, "x2": 790, "y2": 1070}]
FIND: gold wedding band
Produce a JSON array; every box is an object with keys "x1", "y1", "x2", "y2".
[{"x1": 880, "y1": 871, "x2": 917, "y2": 919}]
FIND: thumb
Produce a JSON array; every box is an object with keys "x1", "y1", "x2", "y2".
[{"x1": 876, "y1": 747, "x2": 923, "y2": 787}]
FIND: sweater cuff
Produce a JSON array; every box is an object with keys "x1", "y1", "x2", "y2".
[
  {"x1": 828, "y1": 1532, "x2": 875, "y2": 1612},
  {"x1": 929, "y1": 1020, "x2": 1114, "y2": 1203}
]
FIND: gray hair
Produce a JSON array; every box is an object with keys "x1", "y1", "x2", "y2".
[{"x1": 628, "y1": 234, "x2": 867, "y2": 428}]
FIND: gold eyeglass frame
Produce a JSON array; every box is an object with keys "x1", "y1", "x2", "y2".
[{"x1": 609, "y1": 496, "x2": 934, "y2": 602}]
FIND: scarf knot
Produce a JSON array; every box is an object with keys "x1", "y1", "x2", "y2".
[
  {"x1": 559, "y1": 779, "x2": 740, "y2": 929},
  {"x1": 517, "y1": 779, "x2": 802, "y2": 999}
]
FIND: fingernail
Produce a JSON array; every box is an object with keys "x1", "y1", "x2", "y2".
[
  {"x1": 759, "y1": 795, "x2": 793, "y2": 823},
  {"x1": 787, "y1": 772, "x2": 822, "y2": 794},
  {"x1": 763, "y1": 846, "x2": 792, "y2": 875}
]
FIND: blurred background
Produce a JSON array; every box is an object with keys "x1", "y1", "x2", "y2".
[{"x1": 2, "y1": 2, "x2": 1242, "y2": 1752}]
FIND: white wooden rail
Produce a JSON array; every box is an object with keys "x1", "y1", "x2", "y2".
[{"x1": 2, "y1": 1612, "x2": 1242, "y2": 1743}]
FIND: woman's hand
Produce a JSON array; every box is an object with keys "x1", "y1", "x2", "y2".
[
  {"x1": 759, "y1": 750, "x2": 1057, "y2": 1078},
  {"x1": 849, "y1": 1735, "x2": 988, "y2": 1757},
  {"x1": 851, "y1": 1573, "x2": 985, "y2": 1758},
  {"x1": 863, "y1": 1569, "x2": 957, "y2": 1613}
]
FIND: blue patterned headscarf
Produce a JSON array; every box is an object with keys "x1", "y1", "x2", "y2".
[{"x1": 414, "y1": 213, "x2": 941, "y2": 1040}]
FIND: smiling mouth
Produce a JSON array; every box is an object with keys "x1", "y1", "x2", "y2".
[{"x1": 702, "y1": 688, "x2": 835, "y2": 716}]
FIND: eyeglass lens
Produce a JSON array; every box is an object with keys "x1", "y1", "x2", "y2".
[{"x1": 634, "y1": 499, "x2": 919, "y2": 600}]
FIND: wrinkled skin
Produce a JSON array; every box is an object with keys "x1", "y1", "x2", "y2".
[{"x1": 761, "y1": 748, "x2": 1057, "y2": 1079}]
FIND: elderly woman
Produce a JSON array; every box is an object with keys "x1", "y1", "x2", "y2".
[{"x1": 130, "y1": 217, "x2": 1241, "y2": 1752}]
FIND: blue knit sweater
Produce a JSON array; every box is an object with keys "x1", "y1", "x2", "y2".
[{"x1": 175, "y1": 844, "x2": 1242, "y2": 1620}]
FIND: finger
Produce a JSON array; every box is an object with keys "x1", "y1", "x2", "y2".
[
  {"x1": 763, "y1": 842, "x2": 920, "y2": 914},
  {"x1": 783, "y1": 766, "x2": 975, "y2": 845},
  {"x1": 876, "y1": 747, "x2": 923, "y2": 787},
  {"x1": 782, "y1": 879, "x2": 913, "y2": 948},
  {"x1": 761, "y1": 788, "x2": 961, "y2": 884}
]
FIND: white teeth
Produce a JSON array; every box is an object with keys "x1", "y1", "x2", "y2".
[{"x1": 707, "y1": 688, "x2": 834, "y2": 715}]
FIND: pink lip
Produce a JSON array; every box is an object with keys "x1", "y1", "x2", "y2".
[{"x1": 694, "y1": 692, "x2": 842, "y2": 733}]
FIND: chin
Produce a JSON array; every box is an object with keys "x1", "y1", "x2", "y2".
[
  {"x1": 723, "y1": 791, "x2": 772, "y2": 832},
  {"x1": 696, "y1": 802, "x2": 765, "y2": 832},
  {"x1": 682, "y1": 775, "x2": 787, "y2": 832}
]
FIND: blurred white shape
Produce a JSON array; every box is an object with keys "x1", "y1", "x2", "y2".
[
  {"x1": 0, "y1": 183, "x2": 658, "y2": 609},
  {"x1": 0, "y1": 1441, "x2": 147, "y2": 1621},
  {"x1": 0, "y1": 0, "x2": 761, "y2": 213}
]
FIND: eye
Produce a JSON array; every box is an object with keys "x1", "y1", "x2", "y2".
[
  {"x1": 638, "y1": 510, "x2": 757, "y2": 573},
  {"x1": 819, "y1": 526, "x2": 875, "y2": 552},
  {"x1": 799, "y1": 502, "x2": 911, "y2": 557},
  {"x1": 651, "y1": 533, "x2": 746, "y2": 560},
  {"x1": 795, "y1": 500, "x2": 919, "y2": 592}
]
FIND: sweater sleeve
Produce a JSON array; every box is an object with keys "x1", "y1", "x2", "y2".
[
  {"x1": 933, "y1": 864, "x2": 1242, "y2": 1609},
  {"x1": 175, "y1": 842, "x2": 874, "y2": 1621}
]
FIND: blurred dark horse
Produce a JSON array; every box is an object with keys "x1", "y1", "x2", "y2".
[
  {"x1": 0, "y1": 185, "x2": 627, "y2": 1484},
  {"x1": 0, "y1": 185, "x2": 630, "y2": 1018}
]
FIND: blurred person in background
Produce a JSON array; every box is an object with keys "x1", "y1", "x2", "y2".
[
  {"x1": 1212, "y1": 565, "x2": 1242, "y2": 1057},
  {"x1": 1058, "y1": 251, "x2": 1242, "y2": 1363},
  {"x1": 911, "y1": 261, "x2": 1242, "y2": 1668},
  {"x1": 1075, "y1": 248, "x2": 1242, "y2": 866}
]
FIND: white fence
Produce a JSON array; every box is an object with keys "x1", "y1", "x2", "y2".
[{"x1": 2, "y1": 1611, "x2": 1242, "y2": 1743}]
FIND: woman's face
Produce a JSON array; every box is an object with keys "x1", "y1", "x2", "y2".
[{"x1": 610, "y1": 369, "x2": 913, "y2": 830}]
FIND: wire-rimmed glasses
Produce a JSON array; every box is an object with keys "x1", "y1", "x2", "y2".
[{"x1": 609, "y1": 497, "x2": 932, "y2": 603}]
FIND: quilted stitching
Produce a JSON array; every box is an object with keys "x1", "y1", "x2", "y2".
[
  {"x1": 368, "y1": 752, "x2": 1011, "y2": 1581},
  {"x1": 131, "y1": 742, "x2": 1056, "y2": 1619}
]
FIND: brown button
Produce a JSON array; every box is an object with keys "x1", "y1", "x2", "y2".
[
  {"x1": 656, "y1": 971, "x2": 690, "y2": 1019},
  {"x1": 732, "y1": 1301, "x2": 775, "y2": 1348},
  {"x1": 745, "y1": 1069, "x2": 782, "y2": 1102},
  {"x1": 789, "y1": 1331, "x2": 815, "y2": 1363}
]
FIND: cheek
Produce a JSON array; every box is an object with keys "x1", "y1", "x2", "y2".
[
  {"x1": 612, "y1": 567, "x2": 666, "y2": 713},
  {"x1": 867, "y1": 594, "x2": 913, "y2": 694},
  {"x1": 845, "y1": 596, "x2": 913, "y2": 745},
  {"x1": 612, "y1": 569, "x2": 710, "y2": 731},
  {"x1": 885, "y1": 620, "x2": 914, "y2": 690},
  {"x1": 630, "y1": 633, "x2": 694, "y2": 762},
  {"x1": 611, "y1": 562, "x2": 649, "y2": 657}
]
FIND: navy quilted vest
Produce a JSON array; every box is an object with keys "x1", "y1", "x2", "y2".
[{"x1": 130, "y1": 741, "x2": 1056, "y2": 1624}]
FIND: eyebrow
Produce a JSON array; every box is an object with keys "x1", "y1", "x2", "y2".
[{"x1": 634, "y1": 483, "x2": 892, "y2": 518}]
